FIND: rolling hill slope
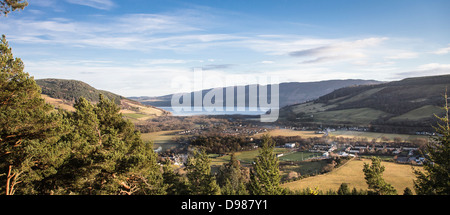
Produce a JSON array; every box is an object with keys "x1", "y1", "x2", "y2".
[
  {"x1": 36, "y1": 79, "x2": 171, "y2": 119},
  {"x1": 279, "y1": 75, "x2": 450, "y2": 133},
  {"x1": 131, "y1": 79, "x2": 380, "y2": 108}
]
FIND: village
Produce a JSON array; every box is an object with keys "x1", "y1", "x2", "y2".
[{"x1": 160, "y1": 120, "x2": 427, "y2": 169}]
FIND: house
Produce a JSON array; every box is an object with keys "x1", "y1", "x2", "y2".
[
  {"x1": 396, "y1": 157, "x2": 409, "y2": 164},
  {"x1": 348, "y1": 149, "x2": 360, "y2": 154},
  {"x1": 408, "y1": 156, "x2": 425, "y2": 165},
  {"x1": 285, "y1": 143, "x2": 296, "y2": 148},
  {"x1": 403, "y1": 147, "x2": 418, "y2": 151},
  {"x1": 313, "y1": 144, "x2": 329, "y2": 150},
  {"x1": 393, "y1": 149, "x2": 401, "y2": 154},
  {"x1": 328, "y1": 144, "x2": 337, "y2": 152},
  {"x1": 353, "y1": 145, "x2": 368, "y2": 150},
  {"x1": 338, "y1": 152, "x2": 356, "y2": 157}
]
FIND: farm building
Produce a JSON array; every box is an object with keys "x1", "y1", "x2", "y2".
[{"x1": 285, "y1": 143, "x2": 296, "y2": 148}]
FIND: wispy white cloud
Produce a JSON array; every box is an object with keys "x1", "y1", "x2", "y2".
[
  {"x1": 1, "y1": 13, "x2": 244, "y2": 52},
  {"x1": 385, "y1": 51, "x2": 419, "y2": 59},
  {"x1": 288, "y1": 37, "x2": 388, "y2": 64},
  {"x1": 395, "y1": 63, "x2": 450, "y2": 79},
  {"x1": 4, "y1": 6, "x2": 448, "y2": 96},
  {"x1": 433, "y1": 44, "x2": 450, "y2": 55},
  {"x1": 65, "y1": 0, "x2": 116, "y2": 10}
]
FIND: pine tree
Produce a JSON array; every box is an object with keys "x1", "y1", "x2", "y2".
[
  {"x1": 0, "y1": 35, "x2": 68, "y2": 195},
  {"x1": 363, "y1": 157, "x2": 397, "y2": 195},
  {"x1": 248, "y1": 134, "x2": 282, "y2": 195},
  {"x1": 337, "y1": 183, "x2": 351, "y2": 195},
  {"x1": 185, "y1": 149, "x2": 220, "y2": 195},
  {"x1": 414, "y1": 92, "x2": 450, "y2": 195},
  {"x1": 162, "y1": 160, "x2": 189, "y2": 195},
  {"x1": 217, "y1": 153, "x2": 249, "y2": 195},
  {"x1": 53, "y1": 95, "x2": 165, "y2": 195},
  {"x1": 0, "y1": 0, "x2": 28, "y2": 16},
  {"x1": 403, "y1": 187, "x2": 413, "y2": 195}
]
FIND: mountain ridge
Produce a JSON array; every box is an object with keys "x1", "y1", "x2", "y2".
[
  {"x1": 131, "y1": 79, "x2": 381, "y2": 108},
  {"x1": 279, "y1": 74, "x2": 450, "y2": 133}
]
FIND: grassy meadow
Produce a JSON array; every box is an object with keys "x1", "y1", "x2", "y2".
[
  {"x1": 210, "y1": 148, "x2": 291, "y2": 166},
  {"x1": 282, "y1": 158, "x2": 423, "y2": 194}
]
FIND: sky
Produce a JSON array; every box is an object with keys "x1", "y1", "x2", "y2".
[{"x1": 1, "y1": 0, "x2": 450, "y2": 97}]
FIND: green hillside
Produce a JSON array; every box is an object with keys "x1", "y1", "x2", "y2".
[
  {"x1": 279, "y1": 74, "x2": 450, "y2": 132},
  {"x1": 132, "y1": 79, "x2": 380, "y2": 108},
  {"x1": 36, "y1": 79, "x2": 123, "y2": 105},
  {"x1": 36, "y1": 79, "x2": 171, "y2": 119}
]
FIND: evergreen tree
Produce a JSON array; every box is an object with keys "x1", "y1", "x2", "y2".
[
  {"x1": 0, "y1": 35, "x2": 68, "y2": 195},
  {"x1": 53, "y1": 95, "x2": 165, "y2": 195},
  {"x1": 248, "y1": 134, "x2": 282, "y2": 195},
  {"x1": 414, "y1": 92, "x2": 450, "y2": 195},
  {"x1": 185, "y1": 149, "x2": 220, "y2": 195},
  {"x1": 0, "y1": 0, "x2": 28, "y2": 16},
  {"x1": 162, "y1": 160, "x2": 189, "y2": 195},
  {"x1": 217, "y1": 153, "x2": 249, "y2": 195},
  {"x1": 337, "y1": 183, "x2": 351, "y2": 195},
  {"x1": 363, "y1": 157, "x2": 397, "y2": 195},
  {"x1": 403, "y1": 187, "x2": 413, "y2": 195}
]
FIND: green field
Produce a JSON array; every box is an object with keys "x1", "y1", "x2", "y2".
[
  {"x1": 210, "y1": 148, "x2": 290, "y2": 166},
  {"x1": 278, "y1": 151, "x2": 322, "y2": 162},
  {"x1": 389, "y1": 105, "x2": 443, "y2": 122},
  {"x1": 280, "y1": 160, "x2": 329, "y2": 177},
  {"x1": 141, "y1": 130, "x2": 184, "y2": 151},
  {"x1": 123, "y1": 113, "x2": 149, "y2": 120},
  {"x1": 313, "y1": 108, "x2": 389, "y2": 124}
]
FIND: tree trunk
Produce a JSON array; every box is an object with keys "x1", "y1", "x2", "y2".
[{"x1": 5, "y1": 165, "x2": 22, "y2": 195}]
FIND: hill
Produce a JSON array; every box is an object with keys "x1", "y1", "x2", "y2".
[
  {"x1": 279, "y1": 75, "x2": 450, "y2": 133},
  {"x1": 36, "y1": 79, "x2": 171, "y2": 120},
  {"x1": 131, "y1": 79, "x2": 380, "y2": 108},
  {"x1": 36, "y1": 78, "x2": 123, "y2": 105}
]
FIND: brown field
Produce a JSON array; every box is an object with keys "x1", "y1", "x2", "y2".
[
  {"x1": 281, "y1": 158, "x2": 423, "y2": 194},
  {"x1": 41, "y1": 94, "x2": 76, "y2": 112},
  {"x1": 120, "y1": 99, "x2": 169, "y2": 121},
  {"x1": 329, "y1": 130, "x2": 428, "y2": 142},
  {"x1": 253, "y1": 129, "x2": 323, "y2": 138}
]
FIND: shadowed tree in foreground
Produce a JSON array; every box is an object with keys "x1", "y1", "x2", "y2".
[
  {"x1": 0, "y1": 0, "x2": 28, "y2": 16},
  {"x1": 248, "y1": 134, "x2": 283, "y2": 195},
  {"x1": 414, "y1": 92, "x2": 450, "y2": 195},
  {"x1": 363, "y1": 157, "x2": 397, "y2": 195},
  {"x1": 0, "y1": 35, "x2": 68, "y2": 195}
]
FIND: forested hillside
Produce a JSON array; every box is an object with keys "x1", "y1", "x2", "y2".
[
  {"x1": 132, "y1": 79, "x2": 380, "y2": 108},
  {"x1": 279, "y1": 75, "x2": 449, "y2": 133},
  {"x1": 36, "y1": 79, "x2": 123, "y2": 105}
]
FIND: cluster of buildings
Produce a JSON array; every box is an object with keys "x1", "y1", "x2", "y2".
[{"x1": 177, "y1": 124, "x2": 269, "y2": 136}]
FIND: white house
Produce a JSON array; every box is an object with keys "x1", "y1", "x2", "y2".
[{"x1": 285, "y1": 143, "x2": 296, "y2": 148}]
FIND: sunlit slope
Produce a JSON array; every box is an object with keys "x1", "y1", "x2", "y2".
[{"x1": 37, "y1": 78, "x2": 170, "y2": 119}]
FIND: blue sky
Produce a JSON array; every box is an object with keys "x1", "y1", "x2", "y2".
[{"x1": 1, "y1": 0, "x2": 450, "y2": 96}]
